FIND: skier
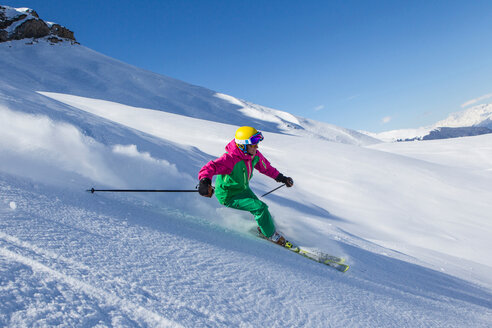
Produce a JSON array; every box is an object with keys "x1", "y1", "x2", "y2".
[{"x1": 198, "y1": 126, "x2": 294, "y2": 247}]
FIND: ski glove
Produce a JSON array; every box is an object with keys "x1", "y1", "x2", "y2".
[
  {"x1": 198, "y1": 178, "x2": 214, "y2": 197},
  {"x1": 276, "y1": 173, "x2": 294, "y2": 187}
]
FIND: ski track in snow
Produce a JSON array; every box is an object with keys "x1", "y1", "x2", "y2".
[{"x1": 1, "y1": 177, "x2": 491, "y2": 327}]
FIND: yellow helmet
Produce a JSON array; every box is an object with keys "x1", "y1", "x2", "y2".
[{"x1": 235, "y1": 126, "x2": 264, "y2": 152}]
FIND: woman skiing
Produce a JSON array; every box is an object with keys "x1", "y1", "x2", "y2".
[{"x1": 198, "y1": 126, "x2": 294, "y2": 246}]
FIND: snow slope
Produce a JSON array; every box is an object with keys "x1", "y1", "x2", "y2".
[
  {"x1": 1, "y1": 39, "x2": 492, "y2": 327},
  {"x1": 0, "y1": 39, "x2": 378, "y2": 146},
  {"x1": 369, "y1": 133, "x2": 492, "y2": 171},
  {"x1": 36, "y1": 91, "x2": 492, "y2": 276}
]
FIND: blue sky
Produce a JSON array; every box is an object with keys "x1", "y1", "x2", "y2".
[{"x1": 4, "y1": 0, "x2": 492, "y2": 132}]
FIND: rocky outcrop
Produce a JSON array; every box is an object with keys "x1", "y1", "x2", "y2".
[
  {"x1": 50, "y1": 23, "x2": 75, "y2": 40},
  {"x1": 0, "y1": 5, "x2": 77, "y2": 44},
  {"x1": 11, "y1": 18, "x2": 51, "y2": 39}
]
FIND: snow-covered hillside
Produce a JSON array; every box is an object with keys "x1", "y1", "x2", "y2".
[
  {"x1": 0, "y1": 35, "x2": 377, "y2": 146},
  {"x1": 1, "y1": 24, "x2": 492, "y2": 328},
  {"x1": 364, "y1": 103, "x2": 492, "y2": 142}
]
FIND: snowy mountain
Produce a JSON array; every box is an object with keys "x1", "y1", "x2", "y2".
[
  {"x1": 364, "y1": 103, "x2": 492, "y2": 142},
  {"x1": 436, "y1": 103, "x2": 492, "y2": 128},
  {"x1": 1, "y1": 6, "x2": 491, "y2": 327}
]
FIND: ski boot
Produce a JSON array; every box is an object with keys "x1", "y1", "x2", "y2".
[{"x1": 259, "y1": 228, "x2": 299, "y2": 252}]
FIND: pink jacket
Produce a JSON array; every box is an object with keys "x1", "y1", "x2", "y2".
[{"x1": 198, "y1": 139, "x2": 280, "y2": 181}]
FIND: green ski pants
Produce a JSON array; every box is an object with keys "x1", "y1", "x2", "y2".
[{"x1": 221, "y1": 188, "x2": 275, "y2": 238}]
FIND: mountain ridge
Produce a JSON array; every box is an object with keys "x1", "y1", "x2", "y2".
[{"x1": 362, "y1": 103, "x2": 492, "y2": 142}]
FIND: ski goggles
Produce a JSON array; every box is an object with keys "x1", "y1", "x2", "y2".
[{"x1": 236, "y1": 131, "x2": 264, "y2": 145}]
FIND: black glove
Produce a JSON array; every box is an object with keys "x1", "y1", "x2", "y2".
[
  {"x1": 198, "y1": 178, "x2": 214, "y2": 197},
  {"x1": 275, "y1": 173, "x2": 294, "y2": 187}
]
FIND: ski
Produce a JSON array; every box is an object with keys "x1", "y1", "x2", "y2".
[
  {"x1": 299, "y1": 249, "x2": 345, "y2": 264},
  {"x1": 297, "y1": 248, "x2": 349, "y2": 273},
  {"x1": 256, "y1": 230, "x2": 349, "y2": 272}
]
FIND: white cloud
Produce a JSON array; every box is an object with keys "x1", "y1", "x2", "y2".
[
  {"x1": 461, "y1": 93, "x2": 492, "y2": 108},
  {"x1": 382, "y1": 116, "x2": 392, "y2": 124},
  {"x1": 314, "y1": 105, "x2": 325, "y2": 111},
  {"x1": 345, "y1": 94, "x2": 360, "y2": 101}
]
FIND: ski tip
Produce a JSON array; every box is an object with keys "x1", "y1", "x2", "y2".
[
  {"x1": 335, "y1": 263, "x2": 350, "y2": 273},
  {"x1": 322, "y1": 259, "x2": 349, "y2": 272}
]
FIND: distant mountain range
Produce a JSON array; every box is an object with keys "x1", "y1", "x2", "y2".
[{"x1": 362, "y1": 103, "x2": 492, "y2": 142}]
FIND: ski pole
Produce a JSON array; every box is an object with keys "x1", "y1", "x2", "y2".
[
  {"x1": 261, "y1": 184, "x2": 285, "y2": 197},
  {"x1": 87, "y1": 188, "x2": 198, "y2": 194}
]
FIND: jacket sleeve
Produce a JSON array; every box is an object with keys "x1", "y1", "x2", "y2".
[
  {"x1": 198, "y1": 153, "x2": 237, "y2": 180},
  {"x1": 254, "y1": 151, "x2": 280, "y2": 180}
]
